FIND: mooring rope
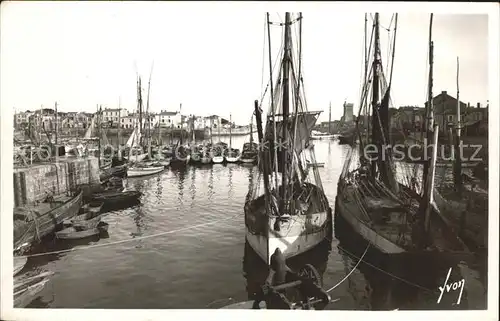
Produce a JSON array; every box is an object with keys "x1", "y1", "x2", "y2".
[
  {"x1": 18, "y1": 212, "x2": 242, "y2": 259},
  {"x1": 325, "y1": 243, "x2": 370, "y2": 293}
]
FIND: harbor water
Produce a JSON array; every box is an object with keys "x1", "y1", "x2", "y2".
[{"x1": 20, "y1": 136, "x2": 487, "y2": 310}]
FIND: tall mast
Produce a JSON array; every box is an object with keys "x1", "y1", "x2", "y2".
[
  {"x1": 328, "y1": 102, "x2": 332, "y2": 133},
  {"x1": 191, "y1": 115, "x2": 196, "y2": 143},
  {"x1": 54, "y1": 101, "x2": 58, "y2": 146},
  {"x1": 97, "y1": 104, "x2": 101, "y2": 166},
  {"x1": 229, "y1": 113, "x2": 232, "y2": 149},
  {"x1": 422, "y1": 13, "x2": 434, "y2": 195},
  {"x1": 454, "y1": 57, "x2": 463, "y2": 195},
  {"x1": 146, "y1": 72, "x2": 152, "y2": 149},
  {"x1": 118, "y1": 97, "x2": 121, "y2": 149},
  {"x1": 179, "y1": 103, "x2": 183, "y2": 145},
  {"x1": 137, "y1": 76, "x2": 143, "y2": 146},
  {"x1": 280, "y1": 12, "x2": 292, "y2": 215},
  {"x1": 370, "y1": 13, "x2": 381, "y2": 177},
  {"x1": 249, "y1": 113, "x2": 254, "y2": 145},
  {"x1": 217, "y1": 116, "x2": 221, "y2": 141},
  {"x1": 267, "y1": 12, "x2": 279, "y2": 191},
  {"x1": 364, "y1": 13, "x2": 369, "y2": 141}
]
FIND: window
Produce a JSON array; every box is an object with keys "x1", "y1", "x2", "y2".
[{"x1": 447, "y1": 115, "x2": 453, "y2": 122}]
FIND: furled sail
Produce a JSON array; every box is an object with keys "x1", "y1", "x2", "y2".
[
  {"x1": 83, "y1": 116, "x2": 97, "y2": 139},
  {"x1": 262, "y1": 111, "x2": 321, "y2": 173}
]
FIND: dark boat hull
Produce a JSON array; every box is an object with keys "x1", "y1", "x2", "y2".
[{"x1": 14, "y1": 190, "x2": 83, "y2": 250}]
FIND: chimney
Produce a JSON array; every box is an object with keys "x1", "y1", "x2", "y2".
[
  {"x1": 467, "y1": 102, "x2": 470, "y2": 108},
  {"x1": 442, "y1": 91, "x2": 447, "y2": 95},
  {"x1": 477, "y1": 102, "x2": 480, "y2": 109}
]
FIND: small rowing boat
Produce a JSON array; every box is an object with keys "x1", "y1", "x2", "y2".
[
  {"x1": 56, "y1": 221, "x2": 109, "y2": 240},
  {"x1": 72, "y1": 214, "x2": 102, "y2": 231},
  {"x1": 127, "y1": 164, "x2": 164, "y2": 177},
  {"x1": 14, "y1": 271, "x2": 54, "y2": 308}
]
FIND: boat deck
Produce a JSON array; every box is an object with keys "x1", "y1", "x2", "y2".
[{"x1": 339, "y1": 177, "x2": 469, "y2": 254}]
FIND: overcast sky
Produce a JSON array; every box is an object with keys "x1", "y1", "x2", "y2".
[{"x1": 0, "y1": 2, "x2": 491, "y2": 124}]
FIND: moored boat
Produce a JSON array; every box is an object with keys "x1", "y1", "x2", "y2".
[
  {"x1": 335, "y1": 13, "x2": 470, "y2": 261},
  {"x1": 14, "y1": 189, "x2": 83, "y2": 252},
  {"x1": 82, "y1": 201, "x2": 104, "y2": 215},
  {"x1": 225, "y1": 149, "x2": 241, "y2": 163},
  {"x1": 56, "y1": 221, "x2": 109, "y2": 240},
  {"x1": 311, "y1": 130, "x2": 335, "y2": 140},
  {"x1": 14, "y1": 271, "x2": 54, "y2": 308},
  {"x1": 245, "y1": 13, "x2": 332, "y2": 265},
  {"x1": 127, "y1": 164, "x2": 164, "y2": 177},
  {"x1": 72, "y1": 214, "x2": 102, "y2": 230},
  {"x1": 14, "y1": 256, "x2": 28, "y2": 276},
  {"x1": 91, "y1": 190, "x2": 142, "y2": 208}
]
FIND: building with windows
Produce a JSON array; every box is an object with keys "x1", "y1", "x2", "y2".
[
  {"x1": 102, "y1": 108, "x2": 129, "y2": 128},
  {"x1": 156, "y1": 110, "x2": 182, "y2": 128}
]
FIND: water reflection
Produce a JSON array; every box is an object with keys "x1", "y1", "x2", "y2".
[
  {"x1": 208, "y1": 167, "x2": 214, "y2": 201},
  {"x1": 228, "y1": 165, "x2": 234, "y2": 199},
  {"x1": 155, "y1": 175, "x2": 162, "y2": 202},
  {"x1": 190, "y1": 166, "x2": 196, "y2": 202},
  {"x1": 131, "y1": 206, "x2": 146, "y2": 240},
  {"x1": 177, "y1": 168, "x2": 186, "y2": 204}
]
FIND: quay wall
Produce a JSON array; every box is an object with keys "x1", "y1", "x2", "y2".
[{"x1": 13, "y1": 156, "x2": 100, "y2": 207}]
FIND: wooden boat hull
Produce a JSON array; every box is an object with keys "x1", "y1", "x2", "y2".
[
  {"x1": 225, "y1": 155, "x2": 241, "y2": 163},
  {"x1": 72, "y1": 215, "x2": 102, "y2": 230},
  {"x1": 14, "y1": 256, "x2": 27, "y2": 276},
  {"x1": 245, "y1": 220, "x2": 331, "y2": 265},
  {"x1": 335, "y1": 197, "x2": 405, "y2": 254},
  {"x1": 240, "y1": 157, "x2": 257, "y2": 164},
  {"x1": 201, "y1": 157, "x2": 212, "y2": 164},
  {"x1": 91, "y1": 191, "x2": 142, "y2": 208},
  {"x1": 335, "y1": 181, "x2": 470, "y2": 259},
  {"x1": 311, "y1": 135, "x2": 335, "y2": 140},
  {"x1": 127, "y1": 165, "x2": 164, "y2": 177},
  {"x1": 56, "y1": 222, "x2": 109, "y2": 240},
  {"x1": 14, "y1": 190, "x2": 83, "y2": 250},
  {"x1": 81, "y1": 201, "x2": 104, "y2": 215},
  {"x1": 100, "y1": 160, "x2": 112, "y2": 170},
  {"x1": 212, "y1": 156, "x2": 224, "y2": 164},
  {"x1": 14, "y1": 278, "x2": 50, "y2": 308}
]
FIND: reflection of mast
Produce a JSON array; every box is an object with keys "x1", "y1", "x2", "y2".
[
  {"x1": 228, "y1": 165, "x2": 233, "y2": 198},
  {"x1": 190, "y1": 166, "x2": 196, "y2": 202},
  {"x1": 208, "y1": 166, "x2": 214, "y2": 200}
]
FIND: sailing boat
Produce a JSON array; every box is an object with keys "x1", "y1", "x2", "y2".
[
  {"x1": 335, "y1": 13, "x2": 470, "y2": 259},
  {"x1": 244, "y1": 13, "x2": 332, "y2": 264},
  {"x1": 311, "y1": 102, "x2": 335, "y2": 140},
  {"x1": 212, "y1": 117, "x2": 225, "y2": 164},
  {"x1": 432, "y1": 57, "x2": 488, "y2": 251},
  {"x1": 127, "y1": 75, "x2": 164, "y2": 177},
  {"x1": 225, "y1": 113, "x2": 241, "y2": 163},
  {"x1": 169, "y1": 104, "x2": 191, "y2": 166},
  {"x1": 240, "y1": 114, "x2": 258, "y2": 164}
]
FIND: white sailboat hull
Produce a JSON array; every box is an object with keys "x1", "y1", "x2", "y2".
[
  {"x1": 245, "y1": 223, "x2": 330, "y2": 265},
  {"x1": 225, "y1": 155, "x2": 241, "y2": 163},
  {"x1": 127, "y1": 165, "x2": 164, "y2": 178},
  {"x1": 245, "y1": 210, "x2": 331, "y2": 265},
  {"x1": 212, "y1": 156, "x2": 224, "y2": 164},
  {"x1": 311, "y1": 134, "x2": 335, "y2": 140}
]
